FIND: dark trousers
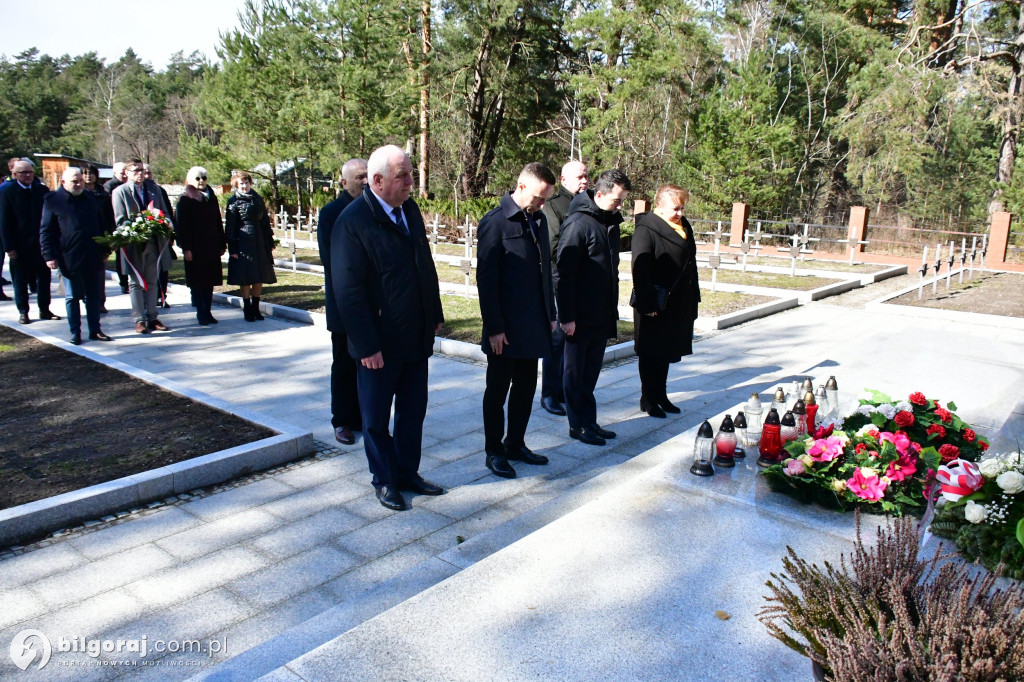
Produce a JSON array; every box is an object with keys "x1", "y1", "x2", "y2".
[
  {"x1": 356, "y1": 356, "x2": 428, "y2": 489},
  {"x1": 331, "y1": 332, "x2": 362, "y2": 429},
  {"x1": 192, "y1": 286, "x2": 214, "y2": 322},
  {"x1": 562, "y1": 324, "x2": 607, "y2": 429},
  {"x1": 638, "y1": 355, "x2": 670, "y2": 401},
  {"x1": 541, "y1": 326, "x2": 565, "y2": 402},
  {"x1": 483, "y1": 355, "x2": 539, "y2": 453},
  {"x1": 62, "y1": 271, "x2": 104, "y2": 336},
  {"x1": 10, "y1": 256, "x2": 51, "y2": 315}
]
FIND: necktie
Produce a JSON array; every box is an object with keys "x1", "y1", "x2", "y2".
[
  {"x1": 392, "y1": 207, "x2": 409, "y2": 236},
  {"x1": 525, "y1": 213, "x2": 540, "y2": 244}
]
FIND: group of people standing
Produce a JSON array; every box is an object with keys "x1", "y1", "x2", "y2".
[
  {"x1": 318, "y1": 145, "x2": 700, "y2": 512},
  {"x1": 0, "y1": 157, "x2": 279, "y2": 344}
]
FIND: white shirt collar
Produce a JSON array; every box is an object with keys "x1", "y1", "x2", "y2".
[
  {"x1": 370, "y1": 189, "x2": 401, "y2": 222},
  {"x1": 16, "y1": 181, "x2": 31, "y2": 190}
]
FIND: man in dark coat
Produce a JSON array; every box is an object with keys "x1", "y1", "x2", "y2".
[
  {"x1": 40, "y1": 168, "x2": 113, "y2": 345},
  {"x1": 318, "y1": 158, "x2": 367, "y2": 445},
  {"x1": 0, "y1": 159, "x2": 59, "y2": 324},
  {"x1": 333, "y1": 145, "x2": 445, "y2": 512},
  {"x1": 554, "y1": 169, "x2": 630, "y2": 446},
  {"x1": 539, "y1": 160, "x2": 588, "y2": 417},
  {"x1": 477, "y1": 162, "x2": 557, "y2": 479},
  {"x1": 0, "y1": 157, "x2": 20, "y2": 299}
]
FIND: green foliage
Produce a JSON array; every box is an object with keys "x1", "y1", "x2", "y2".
[{"x1": 418, "y1": 196, "x2": 501, "y2": 222}]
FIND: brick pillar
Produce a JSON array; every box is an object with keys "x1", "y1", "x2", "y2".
[
  {"x1": 730, "y1": 202, "x2": 749, "y2": 246},
  {"x1": 988, "y1": 212, "x2": 1012, "y2": 264},
  {"x1": 848, "y1": 206, "x2": 869, "y2": 254}
]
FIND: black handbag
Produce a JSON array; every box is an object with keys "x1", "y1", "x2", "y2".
[{"x1": 629, "y1": 269, "x2": 684, "y2": 313}]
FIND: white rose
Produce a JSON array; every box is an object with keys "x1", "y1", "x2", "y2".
[
  {"x1": 978, "y1": 458, "x2": 1003, "y2": 479},
  {"x1": 895, "y1": 401, "x2": 912, "y2": 413},
  {"x1": 876, "y1": 404, "x2": 897, "y2": 420},
  {"x1": 996, "y1": 471, "x2": 1024, "y2": 495},
  {"x1": 964, "y1": 500, "x2": 988, "y2": 524}
]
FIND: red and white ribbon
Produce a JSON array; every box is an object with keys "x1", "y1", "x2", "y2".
[
  {"x1": 936, "y1": 459, "x2": 983, "y2": 501},
  {"x1": 120, "y1": 246, "x2": 149, "y2": 292}
]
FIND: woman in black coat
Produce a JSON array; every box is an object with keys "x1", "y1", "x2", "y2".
[
  {"x1": 225, "y1": 171, "x2": 276, "y2": 322},
  {"x1": 175, "y1": 166, "x2": 226, "y2": 325},
  {"x1": 82, "y1": 164, "x2": 116, "y2": 311},
  {"x1": 630, "y1": 184, "x2": 700, "y2": 418}
]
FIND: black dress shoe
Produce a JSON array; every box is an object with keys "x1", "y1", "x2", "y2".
[
  {"x1": 0, "y1": 290, "x2": 10, "y2": 301},
  {"x1": 541, "y1": 396, "x2": 567, "y2": 416},
  {"x1": 18, "y1": 313, "x2": 30, "y2": 324},
  {"x1": 505, "y1": 444, "x2": 549, "y2": 465},
  {"x1": 375, "y1": 485, "x2": 406, "y2": 511},
  {"x1": 590, "y1": 423, "x2": 616, "y2": 439},
  {"x1": 658, "y1": 397, "x2": 681, "y2": 414},
  {"x1": 70, "y1": 334, "x2": 82, "y2": 345},
  {"x1": 38, "y1": 310, "x2": 61, "y2": 320},
  {"x1": 401, "y1": 475, "x2": 445, "y2": 496},
  {"x1": 569, "y1": 426, "x2": 606, "y2": 446},
  {"x1": 486, "y1": 453, "x2": 517, "y2": 478},
  {"x1": 640, "y1": 396, "x2": 667, "y2": 418},
  {"x1": 89, "y1": 331, "x2": 113, "y2": 342}
]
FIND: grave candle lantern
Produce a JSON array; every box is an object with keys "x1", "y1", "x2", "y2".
[
  {"x1": 757, "y1": 408, "x2": 783, "y2": 467},
  {"x1": 792, "y1": 400, "x2": 808, "y2": 438},
  {"x1": 825, "y1": 376, "x2": 839, "y2": 416},
  {"x1": 802, "y1": 391, "x2": 818, "y2": 432},
  {"x1": 816, "y1": 385, "x2": 829, "y2": 416},
  {"x1": 713, "y1": 415, "x2": 738, "y2": 468},
  {"x1": 770, "y1": 387, "x2": 787, "y2": 416},
  {"x1": 743, "y1": 392, "x2": 763, "y2": 445},
  {"x1": 691, "y1": 420, "x2": 716, "y2": 477},
  {"x1": 781, "y1": 410, "x2": 799, "y2": 444},
  {"x1": 732, "y1": 412, "x2": 748, "y2": 458}
]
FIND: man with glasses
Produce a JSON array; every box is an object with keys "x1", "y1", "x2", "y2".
[
  {"x1": 111, "y1": 159, "x2": 172, "y2": 334},
  {"x1": 0, "y1": 160, "x2": 60, "y2": 323}
]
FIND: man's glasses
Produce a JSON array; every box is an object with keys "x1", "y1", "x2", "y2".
[{"x1": 126, "y1": 167, "x2": 144, "y2": 174}]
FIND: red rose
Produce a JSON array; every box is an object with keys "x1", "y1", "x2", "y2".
[
  {"x1": 867, "y1": 430, "x2": 880, "y2": 440},
  {"x1": 934, "y1": 408, "x2": 953, "y2": 423},
  {"x1": 980, "y1": 441, "x2": 989, "y2": 451},
  {"x1": 938, "y1": 444, "x2": 960, "y2": 462},
  {"x1": 963, "y1": 428, "x2": 976, "y2": 443},
  {"x1": 855, "y1": 443, "x2": 867, "y2": 454},
  {"x1": 812, "y1": 424, "x2": 834, "y2": 439},
  {"x1": 909, "y1": 392, "x2": 927, "y2": 406},
  {"x1": 926, "y1": 424, "x2": 946, "y2": 439},
  {"x1": 894, "y1": 411, "x2": 915, "y2": 428}
]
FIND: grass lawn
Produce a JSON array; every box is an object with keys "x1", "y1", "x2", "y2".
[
  {"x1": 617, "y1": 279, "x2": 773, "y2": 314},
  {"x1": 696, "y1": 267, "x2": 837, "y2": 290},
  {"x1": 272, "y1": 246, "x2": 323, "y2": 265}
]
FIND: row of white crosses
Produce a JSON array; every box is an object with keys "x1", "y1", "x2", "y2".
[
  {"x1": 425, "y1": 214, "x2": 477, "y2": 295},
  {"x1": 916, "y1": 235, "x2": 988, "y2": 300}
]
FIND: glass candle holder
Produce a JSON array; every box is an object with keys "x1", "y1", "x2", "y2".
[
  {"x1": 743, "y1": 393, "x2": 763, "y2": 445},
  {"x1": 714, "y1": 415, "x2": 738, "y2": 468},
  {"x1": 757, "y1": 408, "x2": 783, "y2": 467},
  {"x1": 691, "y1": 420, "x2": 715, "y2": 477},
  {"x1": 732, "y1": 412, "x2": 748, "y2": 458},
  {"x1": 780, "y1": 410, "x2": 799, "y2": 444}
]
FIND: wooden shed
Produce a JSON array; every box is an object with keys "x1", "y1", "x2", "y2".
[{"x1": 33, "y1": 154, "x2": 112, "y2": 190}]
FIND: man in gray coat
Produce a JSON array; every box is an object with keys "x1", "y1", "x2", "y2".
[{"x1": 111, "y1": 159, "x2": 171, "y2": 333}]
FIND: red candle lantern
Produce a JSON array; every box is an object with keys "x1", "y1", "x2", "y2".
[
  {"x1": 802, "y1": 390, "x2": 818, "y2": 431},
  {"x1": 757, "y1": 408, "x2": 783, "y2": 467}
]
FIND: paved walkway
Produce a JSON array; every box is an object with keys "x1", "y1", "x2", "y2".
[{"x1": 1, "y1": 271, "x2": 1022, "y2": 681}]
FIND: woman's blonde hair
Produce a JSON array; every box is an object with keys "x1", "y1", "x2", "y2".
[
  {"x1": 231, "y1": 171, "x2": 253, "y2": 188},
  {"x1": 654, "y1": 184, "x2": 689, "y2": 208}
]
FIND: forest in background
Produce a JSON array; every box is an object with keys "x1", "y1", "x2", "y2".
[{"x1": 2, "y1": 0, "x2": 1023, "y2": 230}]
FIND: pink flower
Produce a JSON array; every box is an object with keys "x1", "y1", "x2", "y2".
[
  {"x1": 784, "y1": 459, "x2": 807, "y2": 476},
  {"x1": 879, "y1": 431, "x2": 911, "y2": 456},
  {"x1": 847, "y1": 468, "x2": 889, "y2": 501},
  {"x1": 909, "y1": 392, "x2": 927, "y2": 406},
  {"x1": 894, "y1": 411, "x2": 915, "y2": 428},
  {"x1": 885, "y1": 453, "x2": 918, "y2": 482},
  {"x1": 807, "y1": 436, "x2": 845, "y2": 463}
]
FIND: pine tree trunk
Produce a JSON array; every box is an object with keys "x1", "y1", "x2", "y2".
[
  {"x1": 419, "y1": 0, "x2": 431, "y2": 199},
  {"x1": 988, "y1": 1, "x2": 1024, "y2": 214}
]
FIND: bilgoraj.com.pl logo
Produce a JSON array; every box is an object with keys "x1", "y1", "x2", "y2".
[{"x1": 7, "y1": 630, "x2": 226, "y2": 671}]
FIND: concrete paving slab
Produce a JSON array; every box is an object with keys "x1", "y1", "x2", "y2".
[
  {"x1": 224, "y1": 545, "x2": 363, "y2": 609},
  {"x1": 257, "y1": 478, "x2": 368, "y2": 523},
  {"x1": 154, "y1": 509, "x2": 285, "y2": 562},
  {"x1": 334, "y1": 508, "x2": 455, "y2": 560},
  {"x1": 66, "y1": 506, "x2": 204, "y2": 561},
  {"x1": 125, "y1": 546, "x2": 270, "y2": 609},
  {"x1": 177, "y1": 479, "x2": 299, "y2": 523},
  {"x1": 247, "y1": 508, "x2": 368, "y2": 561}
]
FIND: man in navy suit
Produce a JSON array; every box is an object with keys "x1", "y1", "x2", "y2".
[
  {"x1": 318, "y1": 158, "x2": 368, "y2": 445},
  {"x1": 0, "y1": 160, "x2": 59, "y2": 324},
  {"x1": 476, "y1": 163, "x2": 557, "y2": 478},
  {"x1": 333, "y1": 145, "x2": 445, "y2": 511}
]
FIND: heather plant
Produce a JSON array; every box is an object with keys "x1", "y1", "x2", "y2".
[{"x1": 760, "y1": 515, "x2": 1024, "y2": 681}]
